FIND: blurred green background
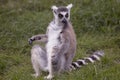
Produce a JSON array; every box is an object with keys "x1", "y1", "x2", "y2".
[{"x1": 0, "y1": 0, "x2": 120, "y2": 80}]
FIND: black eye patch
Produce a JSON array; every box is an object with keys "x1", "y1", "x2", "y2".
[
  {"x1": 58, "y1": 13, "x2": 63, "y2": 19},
  {"x1": 65, "y1": 13, "x2": 69, "y2": 18}
]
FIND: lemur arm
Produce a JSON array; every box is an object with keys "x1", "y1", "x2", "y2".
[
  {"x1": 53, "y1": 32, "x2": 70, "y2": 55},
  {"x1": 60, "y1": 34, "x2": 70, "y2": 54},
  {"x1": 29, "y1": 28, "x2": 49, "y2": 45},
  {"x1": 29, "y1": 34, "x2": 48, "y2": 44}
]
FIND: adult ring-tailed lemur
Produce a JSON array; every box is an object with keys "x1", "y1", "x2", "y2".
[{"x1": 28, "y1": 4, "x2": 104, "y2": 80}]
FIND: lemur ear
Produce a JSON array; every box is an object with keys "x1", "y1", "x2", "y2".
[
  {"x1": 51, "y1": 5, "x2": 58, "y2": 10},
  {"x1": 66, "y1": 4, "x2": 73, "y2": 10},
  {"x1": 51, "y1": 5, "x2": 58, "y2": 14}
]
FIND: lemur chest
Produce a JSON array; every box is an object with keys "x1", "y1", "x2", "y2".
[{"x1": 47, "y1": 27, "x2": 62, "y2": 48}]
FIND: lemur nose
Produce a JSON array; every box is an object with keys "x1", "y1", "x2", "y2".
[{"x1": 62, "y1": 19, "x2": 67, "y2": 24}]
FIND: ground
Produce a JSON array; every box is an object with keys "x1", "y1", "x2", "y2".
[{"x1": 0, "y1": 0, "x2": 120, "y2": 80}]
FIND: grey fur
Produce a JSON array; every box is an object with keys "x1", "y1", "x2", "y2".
[{"x1": 29, "y1": 4, "x2": 104, "y2": 79}]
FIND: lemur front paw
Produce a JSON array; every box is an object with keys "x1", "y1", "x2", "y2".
[
  {"x1": 44, "y1": 75, "x2": 54, "y2": 80},
  {"x1": 28, "y1": 38, "x2": 35, "y2": 45},
  {"x1": 31, "y1": 73, "x2": 39, "y2": 78}
]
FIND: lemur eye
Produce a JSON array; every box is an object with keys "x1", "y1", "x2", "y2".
[
  {"x1": 65, "y1": 13, "x2": 69, "y2": 18},
  {"x1": 58, "y1": 14, "x2": 63, "y2": 19}
]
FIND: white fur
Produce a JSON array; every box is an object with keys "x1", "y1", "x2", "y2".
[
  {"x1": 93, "y1": 55, "x2": 100, "y2": 61},
  {"x1": 31, "y1": 45, "x2": 48, "y2": 77},
  {"x1": 73, "y1": 62, "x2": 81, "y2": 68},
  {"x1": 66, "y1": 4, "x2": 73, "y2": 9},
  {"x1": 46, "y1": 21, "x2": 63, "y2": 79},
  {"x1": 86, "y1": 57, "x2": 94, "y2": 63},
  {"x1": 51, "y1": 5, "x2": 58, "y2": 10},
  {"x1": 30, "y1": 4, "x2": 74, "y2": 80},
  {"x1": 96, "y1": 51, "x2": 104, "y2": 57},
  {"x1": 60, "y1": 12, "x2": 67, "y2": 15},
  {"x1": 31, "y1": 47, "x2": 47, "y2": 71},
  {"x1": 66, "y1": 4, "x2": 73, "y2": 20},
  {"x1": 70, "y1": 65, "x2": 76, "y2": 70},
  {"x1": 46, "y1": 21, "x2": 62, "y2": 54}
]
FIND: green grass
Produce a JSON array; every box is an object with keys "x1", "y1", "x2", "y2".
[{"x1": 0, "y1": 0, "x2": 120, "y2": 80}]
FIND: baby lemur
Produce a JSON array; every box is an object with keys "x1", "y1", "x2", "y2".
[{"x1": 29, "y1": 4, "x2": 104, "y2": 80}]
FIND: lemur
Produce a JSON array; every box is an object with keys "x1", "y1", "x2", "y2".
[{"x1": 29, "y1": 4, "x2": 104, "y2": 80}]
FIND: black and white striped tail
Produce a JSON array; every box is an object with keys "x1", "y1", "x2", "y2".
[{"x1": 70, "y1": 51, "x2": 104, "y2": 70}]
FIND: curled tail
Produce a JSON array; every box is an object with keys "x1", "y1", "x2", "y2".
[{"x1": 70, "y1": 51, "x2": 104, "y2": 70}]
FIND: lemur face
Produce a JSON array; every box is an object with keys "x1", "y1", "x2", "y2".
[
  {"x1": 57, "y1": 10, "x2": 69, "y2": 24},
  {"x1": 51, "y1": 4, "x2": 73, "y2": 25}
]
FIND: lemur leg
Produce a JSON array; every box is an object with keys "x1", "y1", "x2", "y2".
[
  {"x1": 64, "y1": 53, "x2": 75, "y2": 71},
  {"x1": 45, "y1": 47, "x2": 60, "y2": 80},
  {"x1": 31, "y1": 45, "x2": 48, "y2": 78},
  {"x1": 45, "y1": 50, "x2": 53, "y2": 80},
  {"x1": 57, "y1": 55, "x2": 66, "y2": 73}
]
